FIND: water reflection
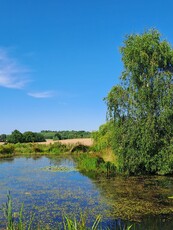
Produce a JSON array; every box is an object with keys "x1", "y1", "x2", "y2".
[
  {"x1": 0, "y1": 157, "x2": 14, "y2": 163},
  {"x1": 0, "y1": 156, "x2": 110, "y2": 228},
  {"x1": 86, "y1": 174, "x2": 173, "y2": 219},
  {"x1": 82, "y1": 172, "x2": 173, "y2": 229},
  {"x1": 0, "y1": 156, "x2": 173, "y2": 229}
]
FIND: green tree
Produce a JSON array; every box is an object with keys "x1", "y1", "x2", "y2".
[
  {"x1": 92, "y1": 121, "x2": 114, "y2": 151},
  {"x1": 7, "y1": 130, "x2": 45, "y2": 143},
  {"x1": 23, "y1": 131, "x2": 45, "y2": 142},
  {"x1": 34, "y1": 132, "x2": 45, "y2": 142},
  {"x1": 23, "y1": 131, "x2": 36, "y2": 142},
  {"x1": 106, "y1": 29, "x2": 173, "y2": 175},
  {"x1": 53, "y1": 132, "x2": 62, "y2": 140},
  {"x1": 7, "y1": 130, "x2": 24, "y2": 144},
  {"x1": 0, "y1": 134, "x2": 7, "y2": 142}
]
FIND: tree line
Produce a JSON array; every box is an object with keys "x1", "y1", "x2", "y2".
[
  {"x1": 0, "y1": 130, "x2": 45, "y2": 143},
  {"x1": 40, "y1": 130, "x2": 91, "y2": 140},
  {"x1": 0, "y1": 130, "x2": 91, "y2": 143}
]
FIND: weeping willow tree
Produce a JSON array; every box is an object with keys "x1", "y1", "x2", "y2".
[{"x1": 106, "y1": 29, "x2": 173, "y2": 175}]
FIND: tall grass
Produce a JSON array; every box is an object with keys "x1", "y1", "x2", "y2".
[
  {"x1": 2, "y1": 192, "x2": 34, "y2": 230},
  {"x1": 73, "y1": 153, "x2": 116, "y2": 177},
  {"x1": 0, "y1": 144, "x2": 15, "y2": 156},
  {"x1": 0, "y1": 142, "x2": 70, "y2": 157},
  {"x1": 63, "y1": 214, "x2": 101, "y2": 230}
]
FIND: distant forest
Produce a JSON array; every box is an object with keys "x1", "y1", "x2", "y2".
[
  {"x1": 40, "y1": 130, "x2": 91, "y2": 140},
  {"x1": 0, "y1": 130, "x2": 91, "y2": 143}
]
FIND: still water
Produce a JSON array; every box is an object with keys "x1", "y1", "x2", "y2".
[{"x1": 0, "y1": 156, "x2": 173, "y2": 229}]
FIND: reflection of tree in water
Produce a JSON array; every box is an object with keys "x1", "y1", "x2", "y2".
[
  {"x1": 0, "y1": 157, "x2": 14, "y2": 164},
  {"x1": 82, "y1": 173, "x2": 173, "y2": 223},
  {"x1": 31, "y1": 155, "x2": 43, "y2": 160},
  {"x1": 48, "y1": 156, "x2": 76, "y2": 168}
]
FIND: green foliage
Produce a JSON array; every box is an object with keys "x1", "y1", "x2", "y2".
[
  {"x1": 63, "y1": 214, "x2": 101, "y2": 230},
  {"x1": 92, "y1": 121, "x2": 114, "y2": 151},
  {"x1": 2, "y1": 130, "x2": 91, "y2": 144},
  {"x1": 47, "y1": 142, "x2": 69, "y2": 154},
  {"x1": 0, "y1": 144, "x2": 15, "y2": 155},
  {"x1": 3, "y1": 192, "x2": 13, "y2": 230},
  {"x1": 14, "y1": 142, "x2": 69, "y2": 155},
  {"x1": 6, "y1": 130, "x2": 45, "y2": 144},
  {"x1": 106, "y1": 29, "x2": 173, "y2": 175},
  {"x1": 0, "y1": 134, "x2": 7, "y2": 142},
  {"x1": 13, "y1": 143, "x2": 37, "y2": 155},
  {"x1": 0, "y1": 142, "x2": 69, "y2": 157},
  {"x1": 23, "y1": 132, "x2": 45, "y2": 143},
  {"x1": 76, "y1": 154, "x2": 99, "y2": 172},
  {"x1": 32, "y1": 144, "x2": 43, "y2": 153},
  {"x1": 53, "y1": 132, "x2": 62, "y2": 140},
  {"x1": 40, "y1": 130, "x2": 91, "y2": 140},
  {"x1": 74, "y1": 153, "x2": 116, "y2": 176},
  {"x1": 7, "y1": 130, "x2": 24, "y2": 144}
]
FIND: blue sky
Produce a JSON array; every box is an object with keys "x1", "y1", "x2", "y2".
[{"x1": 0, "y1": 0, "x2": 173, "y2": 134}]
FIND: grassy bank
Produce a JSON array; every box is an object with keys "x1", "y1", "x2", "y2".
[
  {"x1": 73, "y1": 152, "x2": 116, "y2": 178},
  {"x1": 0, "y1": 142, "x2": 70, "y2": 158},
  {"x1": 0, "y1": 141, "x2": 117, "y2": 177}
]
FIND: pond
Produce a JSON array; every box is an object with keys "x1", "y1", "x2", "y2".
[{"x1": 0, "y1": 156, "x2": 173, "y2": 229}]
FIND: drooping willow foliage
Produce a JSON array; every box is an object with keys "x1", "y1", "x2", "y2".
[{"x1": 106, "y1": 29, "x2": 173, "y2": 175}]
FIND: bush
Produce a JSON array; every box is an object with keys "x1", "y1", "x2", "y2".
[
  {"x1": 92, "y1": 121, "x2": 114, "y2": 152},
  {"x1": 7, "y1": 130, "x2": 23, "y2": 144},
  {"x1": 0, "y1": 134, "x2": 7, "y2": 142},
  {"x1": 47, "y1": 142, "x2": 69, "y2": 154},
  {"x1": 74, "y1": 153, "x2": 116, "y2": 176},
  {"x1": 0, "y1": 144, "x2": 15, "y2": 155}
]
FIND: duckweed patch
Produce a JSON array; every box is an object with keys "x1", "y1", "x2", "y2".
[
  {"x1": 91, "y1": 176, "x2": 173, "y2": 221},
  {"x1": 1, "y1": 157, "x2": 173, "y2": 229},
  {"x1": 41, "y1": 166, "x2": 78, "y2": 172}
]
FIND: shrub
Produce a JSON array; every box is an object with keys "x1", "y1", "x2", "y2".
[{"x1": 0, "y1": 144, "x2": 15, "y2": 155}]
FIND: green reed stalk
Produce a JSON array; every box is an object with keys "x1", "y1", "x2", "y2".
[{"x1": 2, "y1": 192, "x2": 14, "y2": 230}]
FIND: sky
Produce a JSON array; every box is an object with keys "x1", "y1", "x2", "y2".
[{"x1": 0, "y1": 0, "x2": 173, "y2": 134}]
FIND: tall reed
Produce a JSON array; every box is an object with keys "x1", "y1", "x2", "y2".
[{"x1": 2, "y1": 192, "x2": 34, "y2": 230}]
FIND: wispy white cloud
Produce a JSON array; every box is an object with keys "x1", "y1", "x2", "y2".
[
  {"x1": 0, "y1": 48, "x2": 55, "y2": 99},
  {"x1": 0, "y1": 48, "x2": 30, "y2": 89},
  {"x1": 27, "y1": 91, "x2": 55, "y2": 98}
]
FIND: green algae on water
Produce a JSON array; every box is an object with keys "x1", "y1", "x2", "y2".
[{"x1": 41, "y1": 166, "x2": 78, "y2": 172}]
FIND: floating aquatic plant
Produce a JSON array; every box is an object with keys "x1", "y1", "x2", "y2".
[
  {"x1": 41, "y1": 166, "x2": 78, "y2": 172},
  {"x1": 2, "y1": 194, "x2": 132, "y2": 230}
]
